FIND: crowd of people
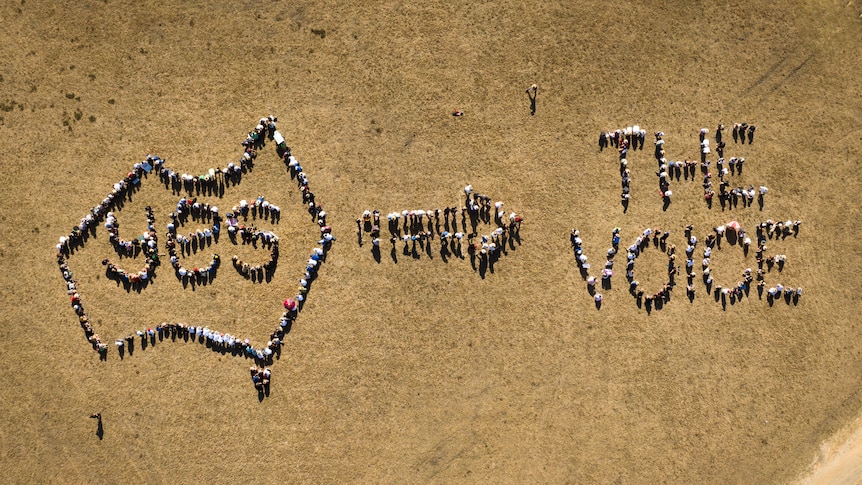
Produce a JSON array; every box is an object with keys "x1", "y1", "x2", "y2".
[
  {"x1": 728, "y1": 122, "x2": 756, "y2": 144},
  {"x1": 56, "y1": 116, "x2": 334, "y2": 393},
  {"x1": 654, "y1": 131, "x2": 673, "y2": 210},
  {"x1": 571, "y1": 228, "x2": 610, "y2": 308},
  {"x1": 169, "y1": 197, "x2": 220, "y2": 252},
  {"x1": 55, "y1": 113, "x2": 796, "y2": 391},
  {"x1": 756, "y1": 219, "x2": 802, "y2": 306},
  {"x1": 571, "y1": 218, "x2": 803, "y2": 311},
  {"x1": 164, "y1": 195, "x2": 283, "y2": 285},
  {"x1": 691, "y1": 223, "x2": 753, "y2": 307},
  {"x1": 626, "y1": 227, "x2": 676, "y2": 312},
  {"x1": 572, "y1": 226, "x2": 676, "y2": 312},
  {"x1": 156, "y1": 117, "x2": 278, "y2": 196},
  {"x1": 355, "y1": 185, "x2": 522, "y2": 273},
  {"x1": 599, "y1": 125, "x2": 647, "y2": 152},
  {"x1": 250, "y1": 366, "x2": 272, "y2": 394},
  {"x1": 100, "y1": 205, "x2": 160, "y2": 288},
  {"x1": 602, "y1": 124, "x2": 768, "y2": 212},
  {"x1": 110, "y1": 321, "x2": 283, "y2": 362},
  {"x1": 57, "y1": 151, "x2": 154, "y2": 358},
  {"x1": 607, "y1": 124, "x2": 669, "y2": 211}
]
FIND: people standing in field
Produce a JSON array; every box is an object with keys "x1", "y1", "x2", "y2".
[{"x1": 55, "y1": 116, "x2": 335, "y2": 394}]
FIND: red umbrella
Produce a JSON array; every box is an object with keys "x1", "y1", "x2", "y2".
[
  {"x1": 726, "y1": 221, "x2": 741, "y2": 231},
  {"x1": 283, "y1": 299, "x2": 296, "y2": 310}
]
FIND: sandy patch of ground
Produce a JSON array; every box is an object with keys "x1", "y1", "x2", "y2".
[{"x1": 798, "y1": 412, "x2": 862, "y2": 485}]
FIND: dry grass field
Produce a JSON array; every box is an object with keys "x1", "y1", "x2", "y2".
[{"x1": 1, "y1": 0, "x2": 861, "y2": 483}]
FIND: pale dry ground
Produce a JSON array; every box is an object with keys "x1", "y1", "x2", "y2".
[
  {"x1": 798, "y1": 411, "x2": 862, "y2": 485},
  {"x1": 0, "y1": 0, "x2": 861, "y2": 483}
]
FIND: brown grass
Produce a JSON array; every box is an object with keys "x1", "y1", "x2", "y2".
[{"x1": 1, "y1": 0, "x2": 861, "y2": 483}]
